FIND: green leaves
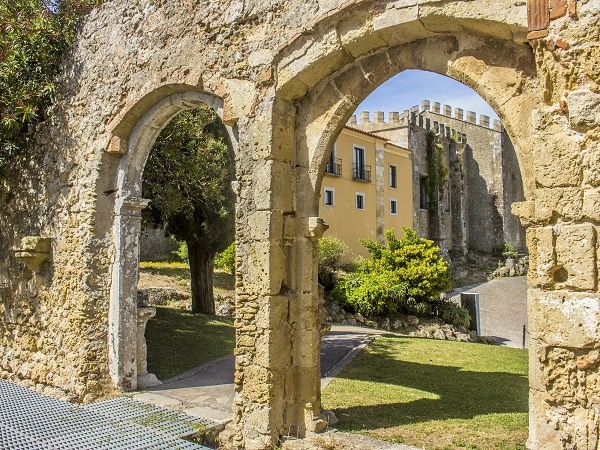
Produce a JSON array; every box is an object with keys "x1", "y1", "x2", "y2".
[
  {"x1": 335, "y1": 229, "x2": 453, "y2": 318},
  {"x1": 0, "y1": 0, "x2": 102, "y2": 173},
  {"x1": 142, "y1": 106, "x2": 235, "y2": 253}
]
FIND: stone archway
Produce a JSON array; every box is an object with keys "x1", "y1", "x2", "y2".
[
  {"x1": 258, "y1": 31, "x2": 540, "y2": 450},
  {"x1": 104, "y1": 87, "x2": 235, "y2": 391}
]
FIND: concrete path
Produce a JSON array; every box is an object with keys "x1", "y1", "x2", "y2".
[
  {"x1": 452, "y1": 276, "x2": 528, "y2": 348},
  {"x1": 133, "y1": 325, "x2": 380, "y2": 425}
]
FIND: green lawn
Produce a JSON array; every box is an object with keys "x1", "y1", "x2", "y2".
[
  {"x1": 322, "y1": 336, "x2": 528, "y2": 450},
  {"x1": 145, "y1": 306, "x2": 235, "y2": 380}
]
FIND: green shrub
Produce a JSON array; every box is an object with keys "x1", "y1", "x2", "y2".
[
  {"x1": 318, "y1": 236, "x2": 349, "y2": 268},
  {"x1": 502, "y1": 243, "x2": 519, "y2": 259},
  {"x1": 435, "y1": 300, "x2": 472, "y2": 328},
  {"x1": 318, "y1": 236, "x2": 352, "y2": 289},
  {"x1": 174, "y1": 241, "x2": 189, "y2": 263},
  {"x1": 0, "y1": 1, "x2": 103, "y2": 173},
  {"x1": 333, "y1": 262, "x2": 409, "y2": 317},
  {"x1": 334, "y1": 229, "x2": 452, "y2": 319},
  {"x1": 361, "y1": 229, "x2": 451, "y2": 302},
  {"x1": 215, "y1": 242, "x2": 235, "y2": 274}
]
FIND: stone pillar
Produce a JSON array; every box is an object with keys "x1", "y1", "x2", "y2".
[
  {"x1": 375, "y1": 111, "x2": 384, "y2": 123},
  {"x1": 480, "y1": 115, "x2": 490, "y2": 127},
  {"x1": 108, "y1": 196, "x2": 150, "y2": 391},
  {"x1": 422, "y1": 99, "x2": 431, "y2": 111},
  {"x1": 433, "y1": 102, "x2": 441, "y2": 114},
  {"x1": 514, "y1": 96, "x2": 600, "y2": 448},
  {"x1": 454, "y1": 108, "x2": 464, "y2": 120},
  {"x1": 136, "y1": 306, "x2": 161, "y2": 388},
  {"x1": 493, "y1": 119, "x2": 502, "y2": 131},
  {"x1": 443, "y1": 104, "x2": 452, "y2": 116},
  {"x1": 348, "y1": 114, "x2": 357, "y2": 126},
  {"x1": 289, "y1": 217, "x2": 329, "y2": 436},
  {"x1": 467, "y1": 111, "x2": 477, "y2": 124},
  {"x1": 389, "y1": 111, "x2": 400, "y2": 123},
  {"x1": 229, "y1": 100, "x2": 300, "y2": 450}
]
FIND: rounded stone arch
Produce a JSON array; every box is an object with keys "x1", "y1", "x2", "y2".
[
  {"x1": 103, "y1": 85, "x2": 238, "y2": 391},
  {"x1": 283, "y1": 42, "x2": 538, "y2": 218},
  {"x1": 259, "y1": 1, "x2": 544, "y2": 445}
]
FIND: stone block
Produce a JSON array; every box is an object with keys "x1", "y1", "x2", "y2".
[
  {"x1": 245, "y1": 240, "x2": 286, "y2": 296},
  {"x1": 372, "y1": 1, "x2": 428, "y2": 47},
  {"x1": 277, "y1": 28, "x2": 352, "y2": 100},
  {"x1": 337, "y1": 11, "x2": 387, "y2": 57},
  {"x1": 292, "y1": 328, "x2": 321, "y2": 368},
  {"x1": 534, "y1": 187, "x2": 583, "y2": 222},
  {"x1": 567, "y1": 88, "x2": 600, "y2": 130},
  {"x1": 583, "y1": 140, "x2": 600, "y2": 187},
  {"x1": 530, "y1": 226, "x2": 556, "y2": 287},
  {"x1": 555, "y1": 224, "x2": 596, "y2": 291},
  {"x1": 533, "y1": 111, "x2": 582, "y2": 187},
  {"x1": 582, "y1": 188, "x2": 600, "y2": 222},
  {"x1": 222, "y1": 79, "x2": 257, "y2": 124},
  {"x1": 529, "y1": 289, "x2": 600, "y2": 347},
  {"x1": 247, "y1": 211, "x2": 284, "y2": 241},
  {"x1": 242, "y1": 366, "x2": 271, "y2": 403},
  {"x1": 254, "y1": 329, "x2": 291, "y2": 369},
  {"x1": 289, "y1": 292, "x2": 319, "y2": 330},
  {"x1": 254, "y1": 295, "x2": 289, "y2": 330},
  {"x1": 253, "y1": 160, "x2": 294, "y2": 212}
]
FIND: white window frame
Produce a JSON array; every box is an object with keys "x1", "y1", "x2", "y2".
[
  {"x1": 390, "y1": 198, "x2": 398, "y2": 215},
  {"x1": 355, "y1": 192, "x2": 366, "y2": 210},
  {"x1": 324, "y1": 187, "x2": 335, "y2": 207}
]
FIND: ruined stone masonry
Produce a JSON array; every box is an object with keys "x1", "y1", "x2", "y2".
[{"x1": 0, "y1": 1, "x2": 599, "y2": 449}]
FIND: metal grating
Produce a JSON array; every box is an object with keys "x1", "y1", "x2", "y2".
[
  {"x1": 0, "y1": 380, "x2": 210, "y2": 450},
  {"x1": 83, "y1": 397, "x2": 216, "y2": 436}
]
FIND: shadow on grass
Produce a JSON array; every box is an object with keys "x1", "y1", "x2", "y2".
[
  {"x1": 213, "y1": 270, "x2": 234, "y2": 291},
  {"x1": 327, "y1": 338, "x2": 528, "y2": 429},
  {"x1": 146, "y1": 307, "x2": 235, "y2": 380}
]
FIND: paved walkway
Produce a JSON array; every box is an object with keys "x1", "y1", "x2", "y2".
[
  {"x1": 452, "y1": 276, "x2": 528, "y2": 348},
  {"x1": 133, "y1": 326, "x2": 379, "y2": 424}
]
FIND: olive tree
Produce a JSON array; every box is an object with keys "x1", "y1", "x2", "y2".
[{"x1": 142, "y1": 106, "x2": 235, "y2": 314}]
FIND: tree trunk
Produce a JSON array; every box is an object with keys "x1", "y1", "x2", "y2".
[{"x1": 187, "y1": 240, "x2": 215, "y2": 314}]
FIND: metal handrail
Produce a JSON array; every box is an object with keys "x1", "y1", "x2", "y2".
[
  {"x1": 325, "y1": 158, "x2": 342, "y2": 176},
  {"x1": 352, "y1": 163, "x2": 371, "y2": 181}
]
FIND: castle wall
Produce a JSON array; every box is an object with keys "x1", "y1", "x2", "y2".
[{"x1": 351, "y1": 103, "x2": 526, "y2": 255}]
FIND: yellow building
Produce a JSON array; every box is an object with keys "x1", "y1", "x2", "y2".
[{"x1": 319, "y1": 126, "x2": 413, "y2": 257}]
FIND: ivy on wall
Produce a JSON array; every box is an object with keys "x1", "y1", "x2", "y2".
[
  {"x1": 0, "y1": 0, "x2": 102, "y2": 174},
  {"x1": 425, "y1": 130, "x2": 448, "y2": 213}
]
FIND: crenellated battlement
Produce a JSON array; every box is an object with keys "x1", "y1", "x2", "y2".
[{"x1": 349, "y1": 99, "x2": 503, "y2": 132}]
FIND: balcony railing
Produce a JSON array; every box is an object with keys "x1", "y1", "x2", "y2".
[
  {"x1": 325, "y1": 158, "x2": 342, "y2": 176},
  {"x1": 353, "y1": 163, "x2": 371, "y2": 182}
]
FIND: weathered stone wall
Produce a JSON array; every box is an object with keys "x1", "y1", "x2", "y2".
[
  {"x1": 0, "y1": 0, "x2": 598, "y2": 449},
  {"x1": 139, "y1": 226, "x2": 178, "y2": 261}
]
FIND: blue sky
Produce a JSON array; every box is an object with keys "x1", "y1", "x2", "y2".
[{"x1": 355, "y1": 70, "x2": 499, "y2": 121}]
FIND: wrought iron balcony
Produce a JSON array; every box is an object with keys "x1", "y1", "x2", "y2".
[
  {"x1": 325, "y1": 158, "x2": 342, "y2": 176},
  {"x1": 353, "y1": 163, "x2": 371, "y2": 182}
]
